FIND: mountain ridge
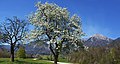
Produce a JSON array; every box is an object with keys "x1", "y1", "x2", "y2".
[
  {"x1": 84, "y1": 34, "x2": 113, "y2": 47},
  {"x1": 0, "y1": 33, "x2": 120, "y2": 54}
]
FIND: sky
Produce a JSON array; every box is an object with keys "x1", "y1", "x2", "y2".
[{"x1": 0, "y1": 0, "x2": 120, "y2": 39}]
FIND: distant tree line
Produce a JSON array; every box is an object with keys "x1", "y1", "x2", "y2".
[{"x1": 68, "y1": 41, "x2": 120, "y2": 64}]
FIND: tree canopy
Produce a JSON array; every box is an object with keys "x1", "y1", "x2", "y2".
[
  {"x1": 1, "y1": 17, "x2": 28, "y2": 62},
  {"x1": 29, "y1": 2, "x2": 84, "y2": 64}
]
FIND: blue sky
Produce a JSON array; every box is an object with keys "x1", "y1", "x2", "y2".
[{"x1": 0, "y1": 0, "x2": 120, "y2": 39}]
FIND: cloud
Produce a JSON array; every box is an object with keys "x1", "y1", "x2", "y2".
[{"x1": 83, "y1": 24, "x2": 111, "y2": 38}]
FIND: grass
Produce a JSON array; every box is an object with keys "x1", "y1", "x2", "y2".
[
  {"x1": 58, "y1": 57, "x2": 68, "y2": 63},
  {"x1": 41, "y1": 55, "x2": 68, "y2": 62},
  {"x1": 0, "y1": 58, "x2": 52, "y2": 64},
  {"x1": 39, "y1": 55, "x2": 68, "y2": 62},
  {"x1": 0, "y1": 55, "x2": 69, "y2": 64}
]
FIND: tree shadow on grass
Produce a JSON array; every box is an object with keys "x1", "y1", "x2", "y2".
[
  {"x1": 0, "y1": 61, "x2": 4, "y2": 63},
  {"x1": 15, "y1": 60, "x2": 45, "y2": 64},
  {"x1": 0, "y1": 60, "x2": 47, "y2": 64}
]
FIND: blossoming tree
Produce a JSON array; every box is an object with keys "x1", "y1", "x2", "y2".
[{"x1": 29, "y1": 2, "x2": 84, "y2": 64}]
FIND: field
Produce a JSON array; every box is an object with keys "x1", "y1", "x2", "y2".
[{"x1": 0, "y1": 58, "x2": 52, "y2": 64}]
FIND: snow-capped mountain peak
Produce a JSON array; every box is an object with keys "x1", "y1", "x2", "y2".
[{"x1": 84, "y1": 34, "x2": 113, "y2": 47}]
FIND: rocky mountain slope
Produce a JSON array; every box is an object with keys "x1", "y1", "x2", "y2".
[
  {"x1": 84, "y1": 34, "x2": 113, "y2": 47},
  {"x1": 108, "y1": 37, "x2": 120, "y2": 47}
]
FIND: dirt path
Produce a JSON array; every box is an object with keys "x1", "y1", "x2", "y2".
[{"x1": 48, "y1": 61, "x2": 73, "y2": 64}]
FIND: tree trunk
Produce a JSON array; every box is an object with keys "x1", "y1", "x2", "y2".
[
  {"x1": 49, "y1": 45, "x2": 58, "y2": 64},
  {"x1": 10, "y1": 45, "x2": 14, "y2": 62},
  {"x1": 50, "y1": 53, "x2": 53, "y2": 61},
  {"x1": 54, "y1": 55, "x2": 58, "y2": 64}
]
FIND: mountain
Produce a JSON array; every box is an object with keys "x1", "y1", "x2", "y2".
[
  {"x1": 0, "y1": 34, "x2": 118, "y2": 55},
  {"x1": 0, "y1": 45, "x2": 10, "y2": 50},
  {"x1": 112, "y1": 37, "x2": 120, "y2": 44},
  {"x1": 0, "y1": 42, "x2": 50, "y2": 55},
  {"x1": 25, "y1": 42, "x2": 50, "y2": 55},
  {"x1": 108, "y1": 37, "x2": 120, "y2": 47},
  {"x1": 84, "y1": 34, "x2": 113, "y2": 47}
]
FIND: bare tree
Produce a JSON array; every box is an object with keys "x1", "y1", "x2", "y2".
[{"x1": 1, "y1": 17, "x2": 28, "y2": 62}]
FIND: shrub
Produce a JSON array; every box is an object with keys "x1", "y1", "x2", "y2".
[
  {"x1": 37, "y1": 55, "x2": 43, "y2": 60},
  {"x1": 0, "y1": 48, "x2": 10, "y2": 58},
  {"x1": 69, "y1": 47, "x2": 120, "y2": 64},
  {"x1": 16, "y1": 47, "x2": 26, "y2": 58}
]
